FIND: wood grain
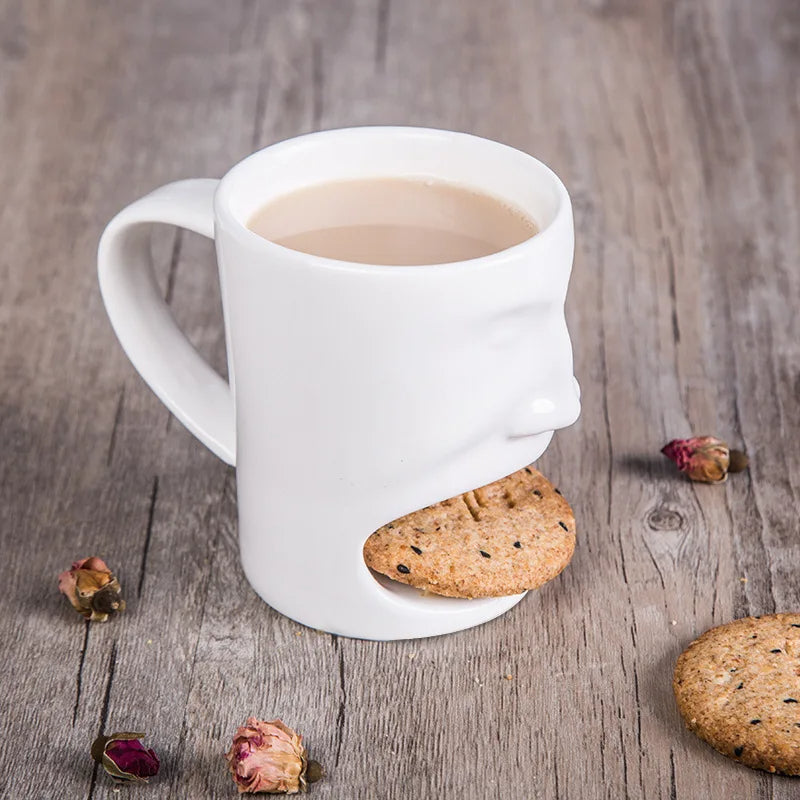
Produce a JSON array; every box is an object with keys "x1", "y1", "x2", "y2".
[{"x1": 0, "y1": 0, "x2": 797, "y2": 797}]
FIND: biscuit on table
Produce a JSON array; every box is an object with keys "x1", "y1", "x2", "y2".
[
  {"x1": 363, "y1": 466, "x2": 575, "y2": 599},
  {"x1": 673, "y1": 613, "x2": 800, "y2": 775}
]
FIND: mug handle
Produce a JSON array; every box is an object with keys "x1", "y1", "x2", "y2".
[{"x1": 97, "y1": 179, "x2": 236, "y2": 465}]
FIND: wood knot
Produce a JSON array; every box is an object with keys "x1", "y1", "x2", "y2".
[{"x1": 646, "y1": 507, "x2": 684, "y2": 531}]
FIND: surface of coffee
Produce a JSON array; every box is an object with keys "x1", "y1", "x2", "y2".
[{"x1": 247, "y1": 177, "x2": 537, "y2": 265}]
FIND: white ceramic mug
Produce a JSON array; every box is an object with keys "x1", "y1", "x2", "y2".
[{"x1": 98, "y1": 127, "x2": 580, "y2": 640}]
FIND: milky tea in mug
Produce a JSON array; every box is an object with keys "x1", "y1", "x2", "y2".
[{"x1": 247, "y1": 177, "x2": 539, "y2": 265}]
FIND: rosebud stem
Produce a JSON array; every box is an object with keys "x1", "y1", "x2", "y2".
[
  {"x1": 728, "y1": 449, "x2": 749, "y2": 473},
  {"x1": 91, "y1": 735, "x2": 111, "y2": 764},
  {"x1": 306, "y1": 760, "x2": 324, "y2": 784}
]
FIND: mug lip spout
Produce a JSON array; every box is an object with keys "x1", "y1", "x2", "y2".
[{"x1": 214, "y1": 125, "x2": 571, "y2": 274}]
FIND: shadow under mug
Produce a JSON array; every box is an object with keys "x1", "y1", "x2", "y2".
[{"x1": 98, "y1": 126, "x2": 580, "y2": 640}]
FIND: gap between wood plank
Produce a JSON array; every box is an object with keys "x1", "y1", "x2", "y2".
[
  {"x1": 86, "y1": 641, "x2": 118, "y2": 800},
  {"x1": 106, "y1": 386, "x2": 125, "y2": 467},
  {"x1": 72, "y1": 619, "x2": 91, "y2": 727},
  {"x1": 333, "y1": 636, "x2": 347, "y2": 767},
  {"x1": 251, "y1": 71, "x2": 270, "y2": 152},
  {"x1": 669, "y1": 748, "x2": 676, "y2": 800},
  {"x1": 162, "y1": 228, "x2": 182, "y2": 437},
  {"x1": 553, "y1": 752, "x2": 560, "y2": 798},
  {"x1": 375, "y1": 0, "x2": 390, "y2": 70},
  {"x1": 311, "y1": 39, "x2": 323, "y2": 129},
  {"x1": 598, "y1": 253, "x2": 615, "y2": 528},
  {"x1": 164, "y1": 229, "x2": 183, "y2": 307},
  {"x1": 247, "y1": 1, "x2": 270, "y2": 151},
  {"x1": 138, "y1": 476, "x2": 160, "y2": 599}
]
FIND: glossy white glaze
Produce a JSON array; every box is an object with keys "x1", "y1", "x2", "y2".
[{"x1": 98, "y1": 127, "x2": 580, "y2": 639}]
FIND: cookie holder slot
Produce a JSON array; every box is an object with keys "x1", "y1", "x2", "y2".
[{"x1": 235, "y1": 425, "x2": 575, "y2": 641}]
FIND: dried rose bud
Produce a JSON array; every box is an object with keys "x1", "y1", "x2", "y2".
[
  {"x1": 225, "y1": 717, "x2": 323, "y2": 794},
  {"x1": 661, "y1": 436, "x2": 748, "y2": 484},
  {"x1": 91, "y1": 732, "x2": 160, "y2": 782},
  {"x1": 58, "y1": 556, "x2": 125, "y2": 622}
]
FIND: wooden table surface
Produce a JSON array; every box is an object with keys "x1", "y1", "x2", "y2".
[{"x1": 2, "y1": 1, "x2": 798, "y2": 797}]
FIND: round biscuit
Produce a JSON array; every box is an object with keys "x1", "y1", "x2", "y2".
[
  {"x1": 673, "y1": 613, "x2": 800, "y2": 775},
  {"x1": 362, "y1": 466, "x2": 575, "y2": 599}
]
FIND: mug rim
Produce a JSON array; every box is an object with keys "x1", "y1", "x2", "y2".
[{"x1": 214, "y1": 126, "x2": 571, "y2": 273}]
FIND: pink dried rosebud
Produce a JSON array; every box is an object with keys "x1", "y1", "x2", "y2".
[
  {"x1": 91, "y1": 732, "x2": 160, "y2": 782},
  {"x1": 58, "y1": 556, "x2": 125, "y2": 621},
  {"x1": 661, "y1": 436, "x2": 748, "y2": 483},
  {"x1": 225, "y1": 717, "x2": 323, "y2": 794}
]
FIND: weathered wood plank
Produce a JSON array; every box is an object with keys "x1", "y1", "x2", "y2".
[{"x1": 0, "y1": 0, "x2": 798, "y2": 797}]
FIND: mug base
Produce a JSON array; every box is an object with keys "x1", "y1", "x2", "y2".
[{"x1": 243, "y1": 561, "x2": 528, "y2": 641}]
